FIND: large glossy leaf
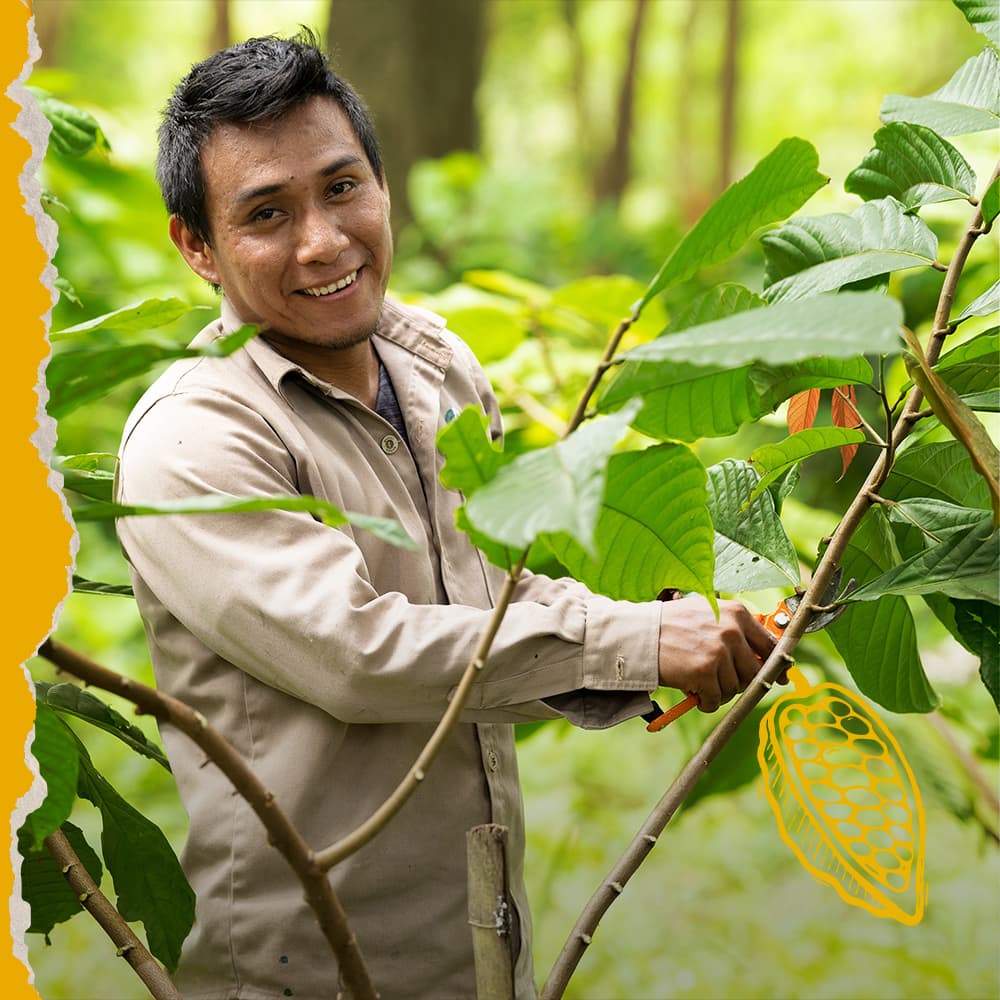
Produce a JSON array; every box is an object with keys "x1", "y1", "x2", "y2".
[
  {"x1": 76, "y1": 746, "x2": 195, "y2": 972},
  {"x1": 465, "y1": 401, "x2": 641, "y2": 553},
  {"x1": 846, "y1": 514, "x2": 998, "y2": 604},
  {"x1": 904, "y1": 328, "x2": 1000, "y2": 524},
  {"x1": 982, "y1": 176, "x2": 1000, "y2": 226},
  {"x1": 21, "y1": 821, "x2": 103, "y2": 940},
  {"x1": 952, "y1": 0, "x2": 1000, "y2": 47},
  {"x1": 21, "y1": 704, "x2": 79, "y2": 852},
  {"x1": 935, "y1": 328, "x2": 998, "y2": 398},
  {"x1": 47, "y1": 324, "x2": 258, "y2": 419},
  {"x1": 844, "y1": 123, "x2": 977, "y2": 210},
  {"x1": 439, "y1": 305, "x2": 527, "y2": 363},
  {"x1": 953, "y1": 281, "x2": 999, "y2": 325},
  {"x1": 884, "y1": 439, "x2": 992, "y2": 509},
  {"x1": 54, "y1": 453, "x2": 116, "y2": 502},
  {"x1": 72, "y1": 493, "x2": 417, "y2": 551},
  {"x1": 50, "y1": 298, "x2": 204, "y2": 340},
  {"x1": 706, "y1": 460, "x2": 799, "y2": 592},
  {"x1": 638, "y1": 138, "x2": 827, "y2": 310},
  {"x1": 886, "y1": 497, "x2": 992, "y2": 541},
  {"x1": 824, "y1": 509, "x2": 938, "y2": 713},
  {"x1": 952, "y1": 600, "x2": 999, "y2": 709},
  {"x1": 881, "y1": 48, "x2": 1000, "y2": 136},
  {"x1": 748, "y1": 427, "x2": 866, "y2": 500},
  {"x1": 621, "y1": 291, "x2": 903, "y2": 367},
  {"x1": 761, "y1": 198, "x2": 938, "y2": 302},
  {"x1": 750, "y1": 356, "x2": 874, "y2": 412},
  {"x1": 542, "y1": 443, "x2": 715, "y2": 602},
  {"x1": 598, "y1": 360, "x2": 763, "y2": 441},
  {"x1": 37, "y1": 681, "x2": 170, "y2": 771},
  {"x1": 667, "y1": 283, "x2": 767, "y2": 331}
]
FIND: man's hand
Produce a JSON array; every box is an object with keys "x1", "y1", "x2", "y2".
[{"x1": 656, "y1": 595, "x2": 776, "y2": 713}]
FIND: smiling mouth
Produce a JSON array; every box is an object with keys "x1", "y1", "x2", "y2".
[{"x1": 299, "y1": 269, "x2": 358, "y2": 296}]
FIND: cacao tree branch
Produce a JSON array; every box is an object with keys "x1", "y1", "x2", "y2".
[
  {"x1": 37, "y1": 638, "x2": 379, "y2": 1000},
  {"x1": 540, "y1": 161, "x2": 999, "y2": 1000},
  {"x1": 44, "y1": 827, "x2": 181, "y2": 1000}
]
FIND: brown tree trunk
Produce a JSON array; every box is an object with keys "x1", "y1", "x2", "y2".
[
  {"x1": 594, "y1": 0, "x2": 649, "y2": 205},
  {"x1": 207, "y1": 0, "x2": 231, "y2": 56},
  {"x1": 325, "y1": 0, "x2": 487, "y2": 232},
  {"x1": 718, "y1": 0, "x2": 742, "y2": 192}
]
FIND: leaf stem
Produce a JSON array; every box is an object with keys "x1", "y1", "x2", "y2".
[
  {"x1": 540, "y1": 155, "x2": 1000, "y2": 1000},
  {"x1": 44, "y1": 827, "x2": 181, "y2": 1000},
  {"x1": 38, "y1": 639, "x2": 379, "y2": 1000}
]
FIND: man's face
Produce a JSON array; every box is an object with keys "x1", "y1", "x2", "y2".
[{"x1": 175, "y1": 96, "x2": 393, "y2": 356}]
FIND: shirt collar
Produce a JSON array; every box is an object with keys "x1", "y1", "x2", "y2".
[{"x1": 219, "y1": 294, "x2": 454, "y2": 400}]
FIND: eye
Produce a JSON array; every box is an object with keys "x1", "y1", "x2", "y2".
[
  {"x1": 327, "y1": 179, "x2": 356, "y2": 198},
  {"x1": 250, "y1": 206, "x2": 280, "y2": 224}
]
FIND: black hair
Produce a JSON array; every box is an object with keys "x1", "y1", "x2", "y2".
[{"x1": 156, "y1": 27, "x2": 382, "y2": 244}]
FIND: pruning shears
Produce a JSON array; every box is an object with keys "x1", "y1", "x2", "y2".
[{"x1": 643, "y1": 569, "x2": 853, "y2": 734}]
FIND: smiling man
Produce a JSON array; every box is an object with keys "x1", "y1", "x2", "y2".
[{"x1": 115, "y1": 29, "x2": 774, "y2": 1000}]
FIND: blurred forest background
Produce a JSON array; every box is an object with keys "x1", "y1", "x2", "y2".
[{"x1": 26, "y1": 1, "x2": 998, "y2": 998}]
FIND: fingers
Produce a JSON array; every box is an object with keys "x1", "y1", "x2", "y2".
[{"x1": 657, "y1": 595, "x2": 777, "y2": 715}]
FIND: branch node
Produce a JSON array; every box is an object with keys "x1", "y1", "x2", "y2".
[
  {"x1": 60, "y1": 863, "x2": 74, "y2": 875},
  {"x1": 779, "y1": 652, "x2": 795, "y2": 665},
  {"x1": 642, "y1": 833, "x2": 657, "y2": 845},
  {"x1": 473, "y1": 658, "x2": 485, "y2": 672},
  {"x1": 193, "y1": 710, "x2": 208, "y2": 730},
  {"x1": 77, "y1": 891, "x2": 93, "y2": 902},
  {"x1": 607, "y1": 881, "x2": 624, "y2": 895},
  {"x1": 115, "y1": 944, "x2": 135, "y2": 957},
  {"x1": 579, "y1": 933, "x2": 592, "y2": 946},
  {"x1": 760, "y1": 679, "x2": 774, "y2": 690},
  {"x1": 414, "y1": 768, "x2": 426, "y2": 782}
]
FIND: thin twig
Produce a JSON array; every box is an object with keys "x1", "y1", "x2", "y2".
[
  {"x1": 540, "y1": 158, "x2": 1000, "y2": 1000},
  {"x1": 38, "y1": 639, "x2": 379, "y2": 1000},
  {"x1": 44, "y1": 828, "x2": 181, "y2": 1000},
  {"x1": 835, "y1": 385, "x2": 885, "y2": 447}
]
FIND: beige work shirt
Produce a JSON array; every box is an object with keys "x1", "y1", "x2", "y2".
[{"x1": 115, "y1": 297, "x2": 661, "y2": 1000}]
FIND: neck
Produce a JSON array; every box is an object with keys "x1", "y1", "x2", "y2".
[{"x1": 262, "y1": 334, "x2": 379, "y2": 407}]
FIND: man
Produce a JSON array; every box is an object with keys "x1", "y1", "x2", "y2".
[{"x1": 116, "y1": 29, "x2": 774, "y2": 1000}]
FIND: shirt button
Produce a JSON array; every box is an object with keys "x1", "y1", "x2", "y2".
[
  {"x1": 487, "y1": 749, "x2": 499, "y2": 771},
  {"x1": 380, "y1": 434, "x2": 400, "y2": 455}
]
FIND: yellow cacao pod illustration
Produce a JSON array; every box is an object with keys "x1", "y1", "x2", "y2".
[{"x1": 758, "y1": 667, "x2": 926, "y2": 925}]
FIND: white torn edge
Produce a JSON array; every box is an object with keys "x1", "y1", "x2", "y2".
[{"x1": 8, "y1": 9, "x2": 79, "y2": 984}]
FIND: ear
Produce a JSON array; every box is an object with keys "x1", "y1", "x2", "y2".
[{"x1": 169, "y1": 216, "x2": 221, "y2": 285}]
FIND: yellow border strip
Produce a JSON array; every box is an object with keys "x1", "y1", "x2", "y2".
[{"x1": 2, "y1": 2, "x2": 73, "y2": 995}]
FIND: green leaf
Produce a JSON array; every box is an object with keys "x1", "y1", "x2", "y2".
[
  {"x1": 750, "y1": 356, "x2": 874, "y2": 413},
  {"x1": 621, "y1": 291, "x2": 903, "y2": 368},
  {"x1": 37, "y1": 681, "x2": 170, "y2": 771},
  {"x1": 76, "y1": 746, "x2": 195, "y2": 972},
  {"x1": 881, "y1": 48, "x2": 1000, "y2": 136},
  {"x1": 54, "y1": 275, "x2": 81, "y2": 307},
  {"x1": 71, "y1": 575, "x2": 134, "y2": 598},
  {"x1": 56, "y1": 459, "x2": 115, "y2": 502},
  {"x1": 845, "y1": 514, "x2": 998, "y2": 604},
  {"x1": 464, "y1": 400, "x2": 642, "y2": 553},
  {"x1": 29, "y1": 87, "x2": 109, "y2": 158},
  {"x1": 438, "y1": 305, "x2": 527, "y2": 364},
  {"x1": 761, "y1": 198, "x2": 939, "y2": 302},
  {"x1": 51, "y1": 298, "x2": 204, "y2": 340},
  {"x1": 953, "y1": 281, "x2": 999, "y2": 325},
  {"x1": 543, "y1": 443, "x2": 716, "y2": 603},
  {"x1": 550, "y1": 274, "x2": 650, "y2": 330},
  {"x1": 981, "y1": 176, "x2": 1000, "y2": 226},
  {"x1": 824, "y1": 508, "x2": 939, "y2": 713},
  {"x1": 706, "y1": 460, "x2": 799, "y2": 592},
  {"x1": 952, "y1": 0, "x2": 1000, "y2": 47},
  {"x1": 885, "y1": 497, "x2": 992, "y2": 542},
  {"x1": 599, "y1": 361, "x2": 763, "y2": 441},
  {"x1": 73, "y1": 492, "x2": 417, "y2": 551},
  {"x1": 47, "y1": 324, "x2": 258, "y2": 420},
  {"x1": 956, "y1": 390, "x2": 1000, "y2": 411},
  {"x1": 21, "y1": 705, "x2": 79, "y2": 852},
  {"x1": 21, "y1": 821, "x2": 103, "y2": 939},
  {"x1": 844, "y1": 123, "x2": 977, "y2": 210},
  {"x1": 748, "y1": 428, "x2": 866, "y2": 500},
  {"x1": 952, "y1": 600, "x2": 999, "y2": 709},
  {"x1": 638, "y1": 138, "x2": 828, "y2": 310},
  {"x1": 903, "y1": 328, "x2": 1000, "y2": 525},
  {"x1": 884, "y1": 439, "x2": 992, "y2": 508},
  {"x1": 936, "y1": 328, "x2": 998, "y2": 398},
  {"x1": 437, "y1": 407, "x2": 508, "y2": 494},
  {"x1": 597, "y1": 285, "x2": 769, "y2": 441}
]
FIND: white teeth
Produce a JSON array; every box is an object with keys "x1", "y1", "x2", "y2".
[{"x1": 302, "y1": 270, "x2": 357, "y2": 296}]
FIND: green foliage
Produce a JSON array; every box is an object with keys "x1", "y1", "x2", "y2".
[
  {"x1": 29, "y1": 86, "x2": 110, "y2": 158},
  {"x1": 844, "y1": 123, "x2": 977, "y2": 210},
  {"x1": 952, "y1": 0, "x2": 1000, "y2": 49},
  {"x1": 747, "y1": 428, "x2": 867, "y2": 500},
  {"x1": 22, "y1": 704, "x2": 80, "y2": 852}
]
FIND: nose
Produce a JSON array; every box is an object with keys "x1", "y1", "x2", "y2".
[{"x1": 294, "y1": 205, "x2": 349, "y2": 265}]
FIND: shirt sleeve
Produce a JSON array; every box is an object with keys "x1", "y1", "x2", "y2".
[{"x1": 116, "y1": 388, "x2": 661, "y2": 728}]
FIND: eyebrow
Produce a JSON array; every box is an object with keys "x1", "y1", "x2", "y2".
[{"x1": 232, "y1": 155, "x2": 366, "y2": 207}]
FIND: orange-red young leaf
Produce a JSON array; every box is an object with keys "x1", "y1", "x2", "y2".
[
  {"x1": 832, "y1": 385, "x2": 861, "y2": 476},
  {"x1": 787, "y1": 389, "x2": 820, "y2": 434}
]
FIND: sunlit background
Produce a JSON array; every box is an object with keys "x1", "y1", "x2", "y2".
[{"x1": 27, "y1": 1, "x2": 998, "y2": 997}]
